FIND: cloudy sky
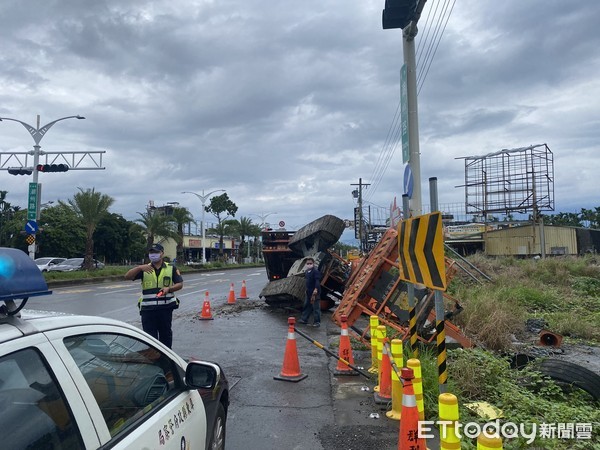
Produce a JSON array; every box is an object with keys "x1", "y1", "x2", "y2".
[{"x1": 1, "y1": 0, "x2": 599, "y2": 239}]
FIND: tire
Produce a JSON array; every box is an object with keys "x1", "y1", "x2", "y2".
[
  {"x1": 288, "y1": 215, "x2": 345, "y2": 256},
  {"x1": 260, "y1": 276, "x2": 306, "y2": 308},
  {"x1": 208, "y1": 402, "x2": 227, "y2": 450},
  {"x1": 534, "y1": 359, "x2": 600, "y2": 400}
]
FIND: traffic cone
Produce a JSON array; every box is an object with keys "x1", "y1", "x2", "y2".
[
  {"x1": 227, "y1": 283, "x2": 236, "y2": 304},
  {"x1": 274, "y1": 317, "x2": 308, "y2": 382},
  {"x1": 408, "y1": 359, "x2": 424, "y2": 421},
  {"x1": 238, "y1": 280, "x2": 249, "y2": 299},
  {"x1": 477, "y1": 434, "x2": 503, "y2": 449},
  {"x1": 374, "y1": 333, "x2": 392, "y2": 404},
  {"x1": 368, "y1": 315, "x2": 380, "y2": 374},
  {"x1": 199, "y1": 291, "x2": 214, "y2": 320},
  {"x1": 439, "y1": 392, "x2": 460, "y2": 450},
  {"x1": 386, "y1": 339, "x2": 404, "y2": 420},
  {"x1": 334, "y1": 315, "x2": 358, "y2": 376},
  {"x1": 398, "y1": 367, "x2": 427, "y2": 450}
]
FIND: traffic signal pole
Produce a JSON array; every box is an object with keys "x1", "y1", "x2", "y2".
[
  {"x1": 0, "y1": 114, "x2": 85, "y2": 259},
  {"x1": 403, "y1": 23, "x2": 422, "y2": 216}
]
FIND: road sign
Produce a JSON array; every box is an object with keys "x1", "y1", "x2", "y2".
[
  {"x1": 403, "y1": 164, "x2": 413, "y2": 198},
  {"x1": 279, "y1": 221, "x2": 285, "y2": 228},
  {"x1": 401, "y1": 64, "x2": 409, "y2": 163},
  {"x1": 397, "y1": 212, "x2": 446, "y2": 290},
  {"x1": 25, "y1": 220, "x2": 39, "y2": 234},
  {"x1": 26, "y1": 234, "x2": 36, "y2": 245},
  {"x1": 28, "y1": 182, "x2": 38, "y2": 221}
]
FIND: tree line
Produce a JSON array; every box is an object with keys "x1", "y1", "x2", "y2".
[{"x1": 0, "y1": 189, "x2": 262, "y2": 268}]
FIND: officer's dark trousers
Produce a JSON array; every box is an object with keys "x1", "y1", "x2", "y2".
[{"x1": 141, "y1": 308, "x2": 173, "y2": 348}]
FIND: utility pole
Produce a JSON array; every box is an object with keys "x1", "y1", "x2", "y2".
[
  {"x1": 351, "y1": 178, "x2": 370, "y2": 253},
  {"x1": 382, "y1": 0, "x2": 427, "y2": 216}
]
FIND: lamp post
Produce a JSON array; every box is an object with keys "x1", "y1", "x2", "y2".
[
  {"x1": 0, "y1": 114, "x2": 85, "y2": 259},
  {"x1": 250, "y1": 212, "x2": 277, "y2": 261},
  {"x1": 182, "y1": 189, "x2": 225, "y2": 264}
]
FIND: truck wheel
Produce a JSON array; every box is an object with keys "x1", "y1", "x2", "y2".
[
  {"x1": 534, "y1": 359, "x2": 600, "y2": 400},
  {"x1": 260, "y1": 276, "x2": 306, "y2": 308}
]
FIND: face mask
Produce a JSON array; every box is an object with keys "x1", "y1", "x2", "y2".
[{"x1": 148, "y1": 253, "x2": 162, "y2": 263}]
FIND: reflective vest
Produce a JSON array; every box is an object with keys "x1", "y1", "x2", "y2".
[{"x1": 138, "y1": 263, "x2": 179, "y2": 311}]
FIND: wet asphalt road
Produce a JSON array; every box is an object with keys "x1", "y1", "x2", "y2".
[{"x1": 36, "y1": 267, "x2": 422, "y2": 449}]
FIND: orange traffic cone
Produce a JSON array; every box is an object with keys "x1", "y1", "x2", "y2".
[
  {"x1": 227, "y1": 283, "x2": 236, "y2": 304},
  {"x1": 334, "y1": 315, "x2": 358, "y2": 376},
  {"x1": 238, "y1": 280, "x2": 249, "y2": 299},
  {"x1": 199, "y1": 291, "x2": 214, "y2": 320},
  {"x1": 274, "y1": 317, "x2": 308, "y2": 382},
  {"x1": 374, "y1": 336, "x2": 393, "y2": 404},
  {"x1": 398, "y1": 367, "x2": 427, "y2": 450}
]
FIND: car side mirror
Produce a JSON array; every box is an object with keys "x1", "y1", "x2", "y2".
[{"x1": 185, "y1": 361, "x2": 220, "y2": 389}]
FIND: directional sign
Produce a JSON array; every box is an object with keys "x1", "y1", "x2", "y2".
[
  {"x1": 401, "y1": 64, "x2": 410, "y2": 163},
  {"x1": 397, "y1": 211, "x2": 446, "y2": 290},
  {"x1": 25, "y1": 220, "x2": 39, "y2": 234},
  {"x1": 403, "y1": 164, "x2": 413, "y2": 198},
  {"x1": 28, "y1": 182, "x2": 38, "y2": 221}
]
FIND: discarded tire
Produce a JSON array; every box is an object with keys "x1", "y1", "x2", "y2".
[{"x1": 534, "y1": 359, "x2": 600, "y2": 400}]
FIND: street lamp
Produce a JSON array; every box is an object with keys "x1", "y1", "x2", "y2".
[
  {"x1": 250, "y1": 212, "x2": 277, "y2": 261},
  {"x1": 0, "y1": 114, "x2": 85, "y2": 259},
  {"x1": 182, "y1": 189, "x2": 225, "y2": 264},
  {"x1": 250, "y1": 212, "x2": 278, "y2": 230}
]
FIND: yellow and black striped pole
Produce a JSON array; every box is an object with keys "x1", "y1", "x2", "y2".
[
  {"x1": 407, "y1": 283, "x2": 419, "y2": 358},
  {"x1": 435, "y1": 289, "x2": 448, "y2": 392}
]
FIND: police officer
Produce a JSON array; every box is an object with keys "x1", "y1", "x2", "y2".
[{"x1": 125, "y1": 243, "x2": 183, "y2": 348}]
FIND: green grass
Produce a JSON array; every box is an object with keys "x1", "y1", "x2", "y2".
[{"x1": 425, "y1": 255, "x2": 600, "y2": 448}]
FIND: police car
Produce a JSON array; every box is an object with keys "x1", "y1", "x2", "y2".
[{"x1": 0, "y1": 248, "x2": 229, "y2": 449}]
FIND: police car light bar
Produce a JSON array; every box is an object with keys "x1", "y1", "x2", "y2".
[{"x1": 0, "y1": 247, "x2": 52, "y2": 316}]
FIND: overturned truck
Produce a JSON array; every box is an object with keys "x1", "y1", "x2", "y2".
[{"x1": 259, "y1": 215, "x2": 350, "y2": 310}]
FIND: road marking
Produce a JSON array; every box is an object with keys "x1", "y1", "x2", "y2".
[{"x1": 56, "y1": 288, "x2": 93, "y2": 294}]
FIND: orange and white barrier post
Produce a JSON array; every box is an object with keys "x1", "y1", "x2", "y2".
[
  {"x1": 398, "y1": 367, "x2": 427, "y2": 449},
  {"x1": 238, "y1": 280, "x2": 249, "y2": 299},
  {"x1": 199, "y1": 291, "x2": 214, "y2": 320},
  {"x1": 334, "y1": 315, "x2": 358, "y2": 376},
  {"x1": 227, "y1": 283, "x2": 236, "y2": 304},
  {"x1": 274, "y1": 317, "x2": 307, "y2": 382},
  {"x1": 375, "y1": 329, "x2": 392, "y2": 404}
]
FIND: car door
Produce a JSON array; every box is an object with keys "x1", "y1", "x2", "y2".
[
  {"x1": 0, "y1": 332, "x2": 101, "y2": 449},
  {"x1": 47, "y1": 324, "x2": 207, "y2": 450}
]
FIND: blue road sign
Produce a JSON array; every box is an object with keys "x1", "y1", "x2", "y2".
[
  {"x1": 403, "y1": 164, "x2": 414, "y2": 198},
  {"x1": 25, "y1": 220, "x2": 39, "y2": 234}
]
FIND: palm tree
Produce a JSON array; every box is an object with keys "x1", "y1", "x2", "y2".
[
  {"x1": 230, "y1": 216, "x2": 261, "y2": 263},
  {"x1": 67, "y1": 188, "x2": 115, "y2": 269},
  {"x1": 136, "y1": 210, "x2": 180, "y2": 257},
  {"x1": 170, "y1": 206, "x2": 194, "y2": 262},
  {"x1": 207, "y1": 220, "x2": 238, "y2": 262}
]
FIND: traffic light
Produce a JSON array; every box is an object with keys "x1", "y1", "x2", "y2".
[
  {"x1": 382, "y1": 0, "x2": 417, "y2": 30},
  {"x1": 7, "y1": 167, "x2": 33, "y2": 176},
  {"x1": 36, "y1": 164, "x2": 69, "y2": 173}
]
